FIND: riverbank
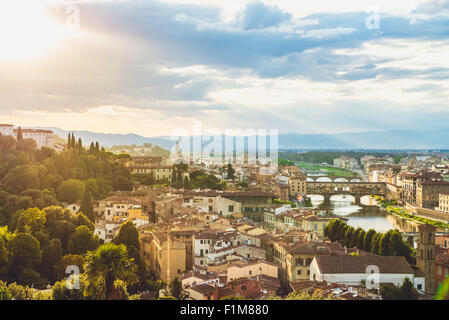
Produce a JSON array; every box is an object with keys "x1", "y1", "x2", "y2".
[{"x1": 371, "y1": 195, "x2": 449, "y2": 229}]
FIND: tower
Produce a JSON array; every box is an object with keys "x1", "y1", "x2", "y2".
[{"x1": 417, "y1": 224, "x2": 436, "y2": 295}]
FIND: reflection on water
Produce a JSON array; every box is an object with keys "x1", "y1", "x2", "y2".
[{"x1": 308, "y1": 195, "x2": 420, "y2": 233}]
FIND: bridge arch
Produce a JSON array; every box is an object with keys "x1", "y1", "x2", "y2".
[
  {"x1": 360, "y1": 195, "x2": 376, "y2": 206},
  {"x1": 330, "y1": 194, "x2": 355, "y2": 202},
  {"x1": 334, "y1": 177, "x2": 349, "y2": 182},
  {"x1": 315, "y1": 177, "x2": 332, "y2": 182},
  {"x1": 306, "y1": 194, "x2": 324, "y2": 205},
  {"x1": 350, "y1": 178, "x2": 361, "y2": 182}
]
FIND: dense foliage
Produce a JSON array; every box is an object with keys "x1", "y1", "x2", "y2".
[
  {"x1": 324, "y1": 219, "x2": 415, "y2": 264},
  {"x1": 0, "y1": 133, "x2": 133, "y2": 228}
]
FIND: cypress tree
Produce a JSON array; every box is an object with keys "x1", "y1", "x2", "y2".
[
  {"x1": 80, "y1": 187, "x2": 95, "y2": 222},
  {"x1": 371, "y1": 233, "x2": 382, "y2": 254},
  {"x1": 71, "y1": 133, "x2": 76, "y2": 149},
  {"x1": 177, "y1": 170, "x2": 183, "y2": 184},
  {"x1": 77, "y1": 138, "x2": 82, "y2": 153},
  {"x1": 171, "y1": 165, "x2": 177, "y2": 185},
  {"x1": 227, "y1": 163, "x2": 235, "y2": 180},
  {"x1": 379, "y1": 232, "x2": 392, "y2": 256},
  {"x1": 95, "y1": 141, "x2": 100, "y2": 153},
  {"x1": 67, "y1": 133, "x2": 72, "y2": 149},
  {"x1": 89, "y1": 142, "x2": 95, "y2": 153},
  {"x1": 17, "y1": 127, "x2": 23, "y2": 141}
]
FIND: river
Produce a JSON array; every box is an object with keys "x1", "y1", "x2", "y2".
[{"x1": 307, "y1": 193, "x2": 421, "y2": 233}]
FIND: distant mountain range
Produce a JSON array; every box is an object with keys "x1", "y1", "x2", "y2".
[{"x1": 39, "y1": 127, "x2": 449, "y2": 150}]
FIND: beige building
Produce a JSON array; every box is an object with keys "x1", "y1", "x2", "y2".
[
  {"x1": 289, "y1": 172, "x2": 307, "y2": 198},
  {"x1": 140, "y1": 231, "x2": 187, "y2": 283},
  {"x1": 437, "y1": 193, "x2": 449, "y2": 213},
  {"x1": 272, "y1": 240, "x2": 349, "y2": 283},
  {"x1": 129, "y1": 165, "x2": 174, "y2": 181},
  {"x1": 227, "y1": 260, "x2": 278, "y2": 281},
  {"x1": 416, "y1": 180, "x2": 449, "y2": 209}
]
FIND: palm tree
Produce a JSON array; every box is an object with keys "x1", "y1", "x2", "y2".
[{"x1": 84, "y1": 243, "x2": 138, "y2": 300}]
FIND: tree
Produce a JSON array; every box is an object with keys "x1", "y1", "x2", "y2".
[
  {"x1": 0, "y1": 237, "x2": 9, "y2": 279},
  {"x1": 113, "y1": 221, "x2": 140, "y2": 251},
  {"x1": 8, "y1": 233, "x2": 42, "y2": 274},
  {"x1": 379, "y1": 232, "x2": 392, "y2": 256},
  {"x1": 344, "y1": 227, "x2": 355, "y2": 247},
  {"x1": 57, "y1": 179, "x2": 85, "y2": 203},
  {"x1": 171, "y1": 165, "x2": 177, "y2": 185},
  {"x1": 67, "y1": 133, "x2": 71, "y2": 150},
  {"x1": 112, "y1": 175, "x2": 133, "y2": 191},
  {"x1": 17, "y1": 126, "x2": 23, "y2": 141},
  {"x1": 2, "y1": 165, "x2": 41, "y2": 194},
  {"x1": 84, "y1": 243, "x2": 138, "y2": 300},
  {"x1": 68, "y1": 226, "x2": 100, "y2": 255},
  {"x1": 380, "y1": 278, "x2": 417, "y2": 300},
  {"x1": 40, "y1": 238, "x2": 62, "y2": 282},
  {"x1": 227, "y1": 163, "x2": 235, "y2": 180},
  {"x1": 76, "y1": 212, "x2": 95, "y2": 232},
  {"x1": 52, "y1": 276, "x2": 85, "y2": 300},
  {"x1": 380, "y1": 284, "x2": 401, "y2": 300},
  {"x1": 95, "y1": 142, "x2": 100, "y2": 153},
  {"x1": 354, "y1": 228, "x2": 365, "y2": 249},
  {"x1": 371, "y1": 233, "x2": 382, "y2": 255},
  {"x1": 15, "y1": 207, "x2": 47, "y2": 235},
  {"x1": 16, "y1": 138, "x2": 37, "y2": 153},
  {"x1": 220, "y1": 295, "x2": 246, "y2": 300},
  {"x1": 400, "y1": 277, "x2": 417, "y2": 300},
  {"x1": 363, "y1": 229, "x2": 377, "y2": 252},
  {"x1": 79, "y1": 187, "x2": 94, "y2": 222},
  {"x1": 89, "y1": 142, "x2": 95, "y2": 154},
  {"x1": 71, "y1": 134, "x2": 76, "y2": 150},
  {"x1": 165, "y1": 277, "x2": 189, "y2": 300},
  {"x1": 54, "y1": 254, "x2": 85, "y2": 281},
  {"x1": 77, "y1": 138, "x2": 83, "y2": 153}
]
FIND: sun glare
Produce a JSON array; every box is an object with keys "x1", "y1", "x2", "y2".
[{"x1": 0, "y1": 1, "x2": 81, "y2": 62}]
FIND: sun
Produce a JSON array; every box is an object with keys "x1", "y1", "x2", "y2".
[{"x1": 0, "y1": 1, "x2": 80, "y2": 62}]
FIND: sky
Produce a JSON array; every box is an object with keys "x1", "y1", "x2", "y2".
[{"x1": 0, "y1": 0, "x2": 449, "y2": 137}]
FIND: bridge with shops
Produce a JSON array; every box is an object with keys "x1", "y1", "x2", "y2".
[{"x1": 306, "y1": 182, "x2": 386, "y2": 206}]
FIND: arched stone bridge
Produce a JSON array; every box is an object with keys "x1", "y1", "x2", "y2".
[
  {"x1": 306, "y1": 175, "x2": 361, "y2": 182},
  {"x1": 306, "y1": 182, "x2": 386, "y2": 206}
]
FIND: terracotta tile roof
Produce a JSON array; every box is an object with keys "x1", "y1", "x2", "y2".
[
  {"x1": 314, "y1": 255, "x2": 414, "y2": 274},
  {"x1": 189, "y1": 284, "x2": 216, "y2": 295}
]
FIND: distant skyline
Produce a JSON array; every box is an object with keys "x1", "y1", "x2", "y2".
[{"x1": 1, "y1": 0, "x2": 449, "y2": 137}]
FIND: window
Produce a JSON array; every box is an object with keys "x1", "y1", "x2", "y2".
[
  {"x1": 297, "y1": 269, "x2": 302, "y2": 275},
  {"x1": 417, "y1": 284, "x2": 422, "y2": 290},
  {"x1": 228, "y1": 205, "x2": 234, "y2": 213},
  {"x1": 249, "y1": 271, "x2": 252, "y2": 275}
]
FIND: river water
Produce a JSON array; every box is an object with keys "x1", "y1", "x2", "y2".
[{"x1": 307, "y1": 194, "x2": 421, "y2": 233}]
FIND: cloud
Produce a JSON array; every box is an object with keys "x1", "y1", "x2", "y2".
[
  {"x1": 0, "y1": 0, "x2": 449, "y2": 137},
  {"x1": 236, "y1": 2, "x2": 291, "y2": 30}
]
